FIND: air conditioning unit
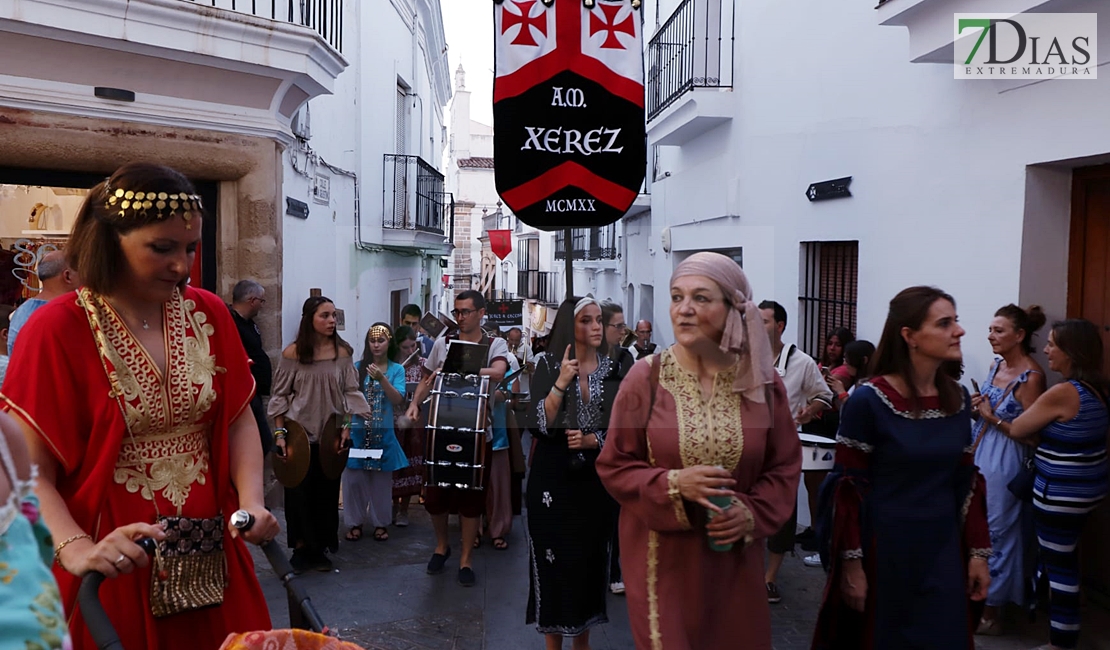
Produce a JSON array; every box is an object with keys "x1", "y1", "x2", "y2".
[{"x1": 291, "y1": 105, "x2": 311, "y2": 140}]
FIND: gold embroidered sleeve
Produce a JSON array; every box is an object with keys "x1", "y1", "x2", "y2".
[{"x1": 666, "y1": 469, "x2": 692, "y2": 530}]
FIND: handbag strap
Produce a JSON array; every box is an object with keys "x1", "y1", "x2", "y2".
[
  {"x1": 970, "y1": 365, "x2": 1023, "y2": 453},
  {"x1": 648, "y1": 353, "x2": 661, "y2": 419}
]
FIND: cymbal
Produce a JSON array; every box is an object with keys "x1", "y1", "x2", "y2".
[
  {"x1": 318, "y1": 413, "x2": 350, "y2": 480},
  {"x1": 272, "y1": 420, "x2": 310, "y2": 488}
]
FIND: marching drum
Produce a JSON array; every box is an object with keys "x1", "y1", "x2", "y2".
[
  {"x1": 425, "y1": 373, "x2": 491, "y2": 490},
  {"x1": 799, "y1": 432, "x2": 837, "y2": 471}
]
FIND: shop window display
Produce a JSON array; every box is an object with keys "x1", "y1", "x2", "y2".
[{"x1": 0, "y1": 184, "x2": 87, "y2": 305}]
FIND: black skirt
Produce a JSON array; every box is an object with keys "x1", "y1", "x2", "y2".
[{"x1": 525, "y1": 435, "x2": 616, "y2": 635}]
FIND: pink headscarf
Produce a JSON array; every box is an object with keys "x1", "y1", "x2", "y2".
[{"x1": 671, "y1": 252, "x2": 776, "y2": 403}]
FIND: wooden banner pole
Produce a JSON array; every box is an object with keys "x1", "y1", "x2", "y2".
[{"x1": 564, "y1": 227, "x2": 574, "y2": 301}]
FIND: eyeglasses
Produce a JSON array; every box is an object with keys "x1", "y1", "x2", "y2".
[
  {"x1": 451, "y1": 308, "x2": 477, "y2": 318},
  {"x1": 607, "y1": 323, "x2": 625, "y2": 329},
  {"x1": 252, "y1": 297, "x2": 266, "y2": 304}
]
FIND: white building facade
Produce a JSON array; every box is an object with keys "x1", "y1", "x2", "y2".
[
  {"x1": 280, "y1": 0, "x2": 452, "y2": 346},
  {"x1": 636, "y1": 0, "x2": 1110, "y2": 599},
  {"x1": 0, "y1": 0, "x2": 348, "y2": 355},
  {"x1": 446, "y1": 66, "x2": 561, "y2": 338}
]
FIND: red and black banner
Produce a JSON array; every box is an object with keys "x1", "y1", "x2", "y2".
[{"x1": 493, "y1": 0, "x2": 645, "y2": 231}]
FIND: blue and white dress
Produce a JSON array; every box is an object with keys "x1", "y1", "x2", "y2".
[
  {"x1": 341, "y1": 361, "x2": 408, "y2": 531},
  {"x1": 347, "y1": 361, "x2": 409, "y2": 472},
  {"x1": 973, "y1": 360, "x2": 1039, "y2": 608}
]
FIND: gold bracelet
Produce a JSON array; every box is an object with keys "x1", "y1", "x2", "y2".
[{"x1": 54, "y1": 533, "x2": 92, "y2": 569}]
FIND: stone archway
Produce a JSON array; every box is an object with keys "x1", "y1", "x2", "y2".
[{"x1": 0, "y1": 108, "x2": 286, "y2": 357}]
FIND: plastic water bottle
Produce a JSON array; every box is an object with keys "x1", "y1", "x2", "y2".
[{"x1": 706, "y1": 494, "x2": 734, "y2": 552}]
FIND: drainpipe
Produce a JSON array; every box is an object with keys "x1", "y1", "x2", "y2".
[{"x1": 412, "y1": 6, "x2": 421, "y2": 159}]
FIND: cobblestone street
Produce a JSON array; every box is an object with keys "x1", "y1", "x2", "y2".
[{"x1": 247, "y1": 504, "x2": 1092, "y2": 649}]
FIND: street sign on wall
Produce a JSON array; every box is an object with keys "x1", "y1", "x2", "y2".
[
  {"x1": 486, "y1": 299, "x2": 524, "y2": 327},
  {"x1": 493, "y1": 0, "x2": 646, "y2": 231}
]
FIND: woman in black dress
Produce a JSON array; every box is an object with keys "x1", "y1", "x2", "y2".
[{"x1": 527, "y1": 296, "x2": 624, "y2": 650}]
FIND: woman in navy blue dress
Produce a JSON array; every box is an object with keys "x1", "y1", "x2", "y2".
[
  {"x1": 812, "y1": 286, "x2": 991, "y2": 650},
  {"x1": 977, "y1": 319, "x2": 1109, "y2": 650}
]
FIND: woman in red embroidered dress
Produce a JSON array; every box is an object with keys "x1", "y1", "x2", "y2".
[
  {"x1": 2, "y1": 163, "x2": 278, "y2": 650},
  {"x1": 596, "y1": 252, "x2": 801, "y2": 650}
]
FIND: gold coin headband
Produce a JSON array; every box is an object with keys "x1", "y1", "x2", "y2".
[
  {"x1": 104, "y1": 184, "x2": 203, "y2": 229},
  {"x1": 369, "y1": 325, "x2": 392, "y2": 341}
]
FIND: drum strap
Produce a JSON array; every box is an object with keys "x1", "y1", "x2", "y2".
[
  {"x1": 774, "y1": 344, "x2": 796, "y2": 378},
  {"x1": 648, "y1": 354, "x2": 661, "y2": 419}
]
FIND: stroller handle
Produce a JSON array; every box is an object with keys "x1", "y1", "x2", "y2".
[
  {"x1": 239, "y1": 515, "x2": 330, "y2": 635},
  {"x1": 77, "y1": 537, "x2": 157, "y2": 650}
]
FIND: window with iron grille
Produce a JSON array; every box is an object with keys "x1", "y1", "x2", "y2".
[{"x1": 798, "y1": 241, "x2": 858, "y2": 360}]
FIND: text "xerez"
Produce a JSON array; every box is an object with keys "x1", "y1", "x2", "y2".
[{"x1": 521, "y1": 127, "x2": 624, "y2": 155}]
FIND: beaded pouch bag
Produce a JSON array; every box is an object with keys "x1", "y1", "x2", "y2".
[{"x1": 149, "y1": 514, "x2": 227, "y2": 618}]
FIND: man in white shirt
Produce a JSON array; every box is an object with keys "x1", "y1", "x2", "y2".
[
  {"x1": 758, "y1": 300, "x2": 832, "y2": 604},
  {"x1": 407, "y1": 290, "x2": 509, "y2": 588}
]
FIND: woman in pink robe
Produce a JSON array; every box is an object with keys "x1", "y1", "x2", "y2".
[{"x1": 597, "y1": 252, "x2": 801, "y2": 650}]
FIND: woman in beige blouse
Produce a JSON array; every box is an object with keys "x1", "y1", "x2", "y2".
[{"x1": 269, "y1": 296, "x2": 370, "y2": 573}]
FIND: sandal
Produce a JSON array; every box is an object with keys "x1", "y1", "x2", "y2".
[
  {"x1": 492, "y1": 537, "x2": 509, "y2": 551},
  {"x1": 975, "y1": 618, "x2": 1003, "y2": 636},
  {"x1": 373, "y1": 527, "x2": 389, "y2": 541},
  {"x1": 345, "y1": 526, "x2": 362, "y2": 542},
  {"x1": 473, "y1": 536, "x2": 483, "y2": 549}
]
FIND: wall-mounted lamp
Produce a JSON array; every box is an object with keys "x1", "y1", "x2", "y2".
[{"x1": 94, "y1": 87, "x2": 136, "y2": 102}]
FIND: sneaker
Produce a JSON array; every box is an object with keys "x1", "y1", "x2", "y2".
[
  {"x1": 803, "y1": 553, "x2": 823, "y2": 568},
  {"x1": 610, "y1": 581, "x2": 625, "y2": 595},
  {"x1": 395, "y1": 512, "x2": 410, "y2": 527},
  {"x1": 426, "y1": 547, "x2": 451, "y2": 575},
  {"x1": 766, "y1": 582, "x2": 782, "y2": 604},
  {"x1": 458, "y1": 566, "x2": 476, "y2": 587}
]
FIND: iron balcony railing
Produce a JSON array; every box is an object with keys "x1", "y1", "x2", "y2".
[
  {"x1": 517, "y1": 270, "x2": 561, "y2": 305},
  {"x1": 554, "y1": 224, "x2": 618, "y2": 261},
  {"x1": 383, "y1": 154, "x2": 453, "y2": 238},
  {"x1": 647, "y1": 0, "x2": 735, "y2": 121},
  {"x1": 185, "y1": 0, "x2": 343, "y2": 52}
]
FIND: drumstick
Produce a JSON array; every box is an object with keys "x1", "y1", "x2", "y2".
[{"x1": 401, "y1": 349, "x2": 419, "y2": 367}]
